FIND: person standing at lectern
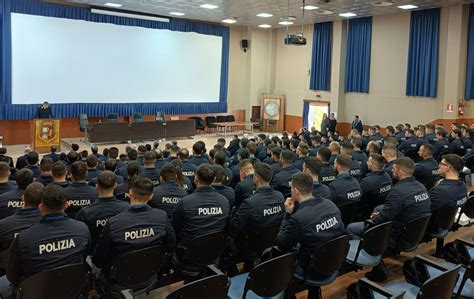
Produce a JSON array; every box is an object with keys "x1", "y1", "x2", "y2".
[{"x1": 34, "y1": 101, "x2": 54, "y2": 119}]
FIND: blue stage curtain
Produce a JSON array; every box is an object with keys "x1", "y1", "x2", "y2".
[
  {"x1": 345, "y1": 17, "x2": 372, "y2": 93},
  {"x1": 302, "y1": 101, "x2": 310, "y2": 129},
  {"x1": 406, "y1": 8, "x2": 440, "y2": 98},
  {"x1": 0, "y1": 0, "x2": 229, "y2": 120},
  {"x1": 466, "y1": 4, "x2": 474, "y2": 99},
  {"x1": 310, "y1": 22, "x2": 332, "y2": 91}
]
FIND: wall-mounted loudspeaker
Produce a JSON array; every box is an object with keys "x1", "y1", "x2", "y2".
[{"x1": 241, "y1": 39, "x2": 249, "y2": 53}]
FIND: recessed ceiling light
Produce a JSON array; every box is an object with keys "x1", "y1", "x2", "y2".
[
  {"x1": 372, "y1": 1, "x2": 394, "y2": 7},
  {"x1": 398, "y1": 4, "x2": 418, "y2": 10},
  {"x1": 315, "y1": 10, "x2": 334, "y2": 15},
  {"x1": 258, "y1": 24, "x2": 272, "y2": 28},
  {"x1": 339, "y1": 12, "x2": 357, "y2": 17},
  {"x1": 300, "y1": 5, "x2": 319, "y2": 10},
  {"x1": 222, "y1": 19, "x2": 237, "y2": 24},
  {"x1": 257, "y1": 13, "x2": 273, "y2": 18},
  {"x1": 279, "y1": 21, "x2": 294, "y2": 25},
  {"x1": 280, "y1": 16, "x2": 297, "y2": 21},
  {"x1": 200, "y1": 4, "x2": 218, "y2": 9},
  {"x1": 104, "y1": 2, "x2": 122, "y2": 8},
  {"x1": 169, "y1": 12, "x2": 185, "y2": 16}
]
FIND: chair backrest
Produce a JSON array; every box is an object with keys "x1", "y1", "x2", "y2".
[
  {"x1": 399, "y1": 215, "x2": 431, "y2": 251},
  {"x1": 461, "y1": 195, "x2": 474, "y2": 219},
  {"x1": 268, "y1": 120, "x2": 276, "y2": 126},
  {"x1": 185, "y1": 231, "x2": 227, "y2": 266},
  {"x1": 107, "y1": 113, "x2": 118, "y2": 123},
  {"x1": 355, "y1": 278, "x2": 405, "y2": 299},
  {"x1": 166, "y1": 274, "x2": 229, "y2": 299},
  {"x1": 205, "y1": 116, "x2": 217, "y2": 125},
  {"x1": 361, "y1": 221, "x2": 393, "y2": 257},
  {"x1": 433, "y1": 206, "x2": 458, "y2": 231},
  {"x1": 308, "y1": 235, "x2": 350, "y2": 276},
  {"x1": 465, "y1": 156, "x2": 474, "y2": 170},
  {"x1": 226, "y1": 115, "x2": 236, "y2": 122},
  {"x1": 340, "y1": 201, "x2": 359, "y2": 226},
  {"x1": 0, "y1": 249, "x2": 8, "y2": 276},
  {"x1": 79, "y1": 114, "x2": 88, "y2": 127},
  {"x1": 110, "y1": 246, "x2": 165, "y2": 289},
  {"x1": 244, "y1": 252, "x2": 296, "y2": 298},
  {"x1": 238, "y1": 224, "x2": 280, "y2": 259},
  {"x1": 216, "y1": 116, "x2": 227, "y2": 122},
  {"x1": 418, "y1": 265, "x2": 461, "y2": 299},
  {"x1": 133, "y1": 113, "x2": 144, "y2": 123},
  {"x1": 156, "y1": 111, "x2": 166, "y2": 121},
  {"x1": 16, "y1": 263, "x2": 90, "y2": 299},
  {"x1": 404, "y1": 149, "x2": 418, "y2": 161}
]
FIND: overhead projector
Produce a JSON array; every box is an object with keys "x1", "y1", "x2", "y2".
[{"x1": 284, "y1": 34, "x2": 307, "y2": 45}]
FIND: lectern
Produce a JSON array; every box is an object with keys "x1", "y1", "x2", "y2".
[{"x1": 30, "y1": 119, "x2": 61, "y2": 153}]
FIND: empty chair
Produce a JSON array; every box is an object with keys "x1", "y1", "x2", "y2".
[
  {"x1": 226, "y1": 115, "x2": 236, "y2": 123},
  {"x1": 156, "y1": 111, "x2": 166, "y2": 122},
  {"x1": 107, "y1": 113, "x2": 119, "y2": 123},
  {"x1": 251, "y1": 118, "x2": 264, "y2": 131},
  {"x1": 205, "y1": 116, "x2": 217, "y2": 132},
  {"x1": 425, "y1": 206, "x2": 458, "y2": 256},
  {"x1": 267, "y1": 120, "x2": 277, "y2": 132},
  {"x1": 15, "y1": 263, "x2": 90, "y2": 299},
  {"x1": 347, "y1": 278, "x2": 405, "y2": 299},
  {"x1": 216, "y1": 115, "x2": 227, "y2": 123},
  {"x1": 346, "y1": 222, "x2": 393, "y2": 269},
  {"x1": 396, "y1": 214, "x2": 431, "y2": 253},
  {"x1": 133, "y1": 113, "x2": 144, "y2": 123},
  {"x1": 189, "y1": 117, "x2": 206, "y2": 133},
  {"x1": 102, "y1": 246, "x2": 166, "y2": 298},
  {"x1": 79, "y1": 113, "x2": 89, "y2": 132},
  {"x1": 452, "y1": 195, "x2": 474, "y2": 231},
  {"x1": 286, "y1": 235, "x2": 350, "y2": 299},
  {"x1": 166, "y1": 274, "x2": 229, "y2": 299},
  {"x1": 227, "y1": 252, "x2": 296, "y2": 299},
  {"x1": 379, "y1": 255, "x2": 461, "y2": 299}
]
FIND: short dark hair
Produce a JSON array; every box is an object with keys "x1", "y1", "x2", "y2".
[
  {"x1": 97, "y1": 170, "x2": 116, "y2": 190},
  {"x1": 71, "y1": 143, "x2": 80, "y2": 151},
  {"x1": 160, "y1": 165, "x2": 178, "y2": 182},
  {"x1": 239, "y1": 148, "x2": 250, "y2": 160},
  {"x1": 254, "y1": 162, "x2": 273, "y2": 183},
  {"x1": 108, "y1": 147, "x2": 119, "y2": 159},
  {"x1": 351, "y1": 137, "x2": 362, "y2": 148},
  {"x1": 70, "y1": 161, "x2": 87, "y2": 181},
  {"x1": 420, "y1": 143, "x2": 434, "y2": 156},
  {"x1": 144, "y1": 151, "x2": 156, "y2": 162},
  {"x1": 317, "y1": 146, "x2": 331, "y2": 162},
  {"x1": 104, "y1": 158, "x2": 118, "y2": 172},
  {"x1": 51, "y1": 162, "x2": 67, "y2": 178},
  {"x1": 0, "y1": 162, "x2": 10, "y2": 178},
  {"x1": 66, "y1": 151, "x2": 80, "y2": 163},
  {"x1": 24, "y1": 182, "x2": 44, "y2": 207},
  {"x1": 193, "y1": 142, "x2": 204, "y2": 155},
  {"x1": 86, "y1": 155, "x2": 98, "y2": 168},
  {"x1": 196, "y1": 164, "x2": 215, "y2": 185},
  {"x1": 128, "y1": 149, "x2": 138, "y2": 160},
  {"x1": 304, "y1": 157, "x2": 322, "y2": 176},
  {"x1": 394, "y1": 157, "x2": 415, "y2": 175},
  {"x1": 50, "y1": 145, "x2": 57, "y2": 153},
  {"x1": 91, "y1": 145, "x2": 99, "y2": 154},
  {"x1": 210, "y1": 164, "x2": 226, "y2": 182},
  {"x1": 335, "y1": 154, "x2": 352, "y2": 171},
  {"x1": 442, "y1": 154, "x2": 464, "y2": 174},
  {"x1": 247, "y1": 142, "x2": 257, "y2": 155},
  {"x1": 138, "y1": 145, "x2": 147, "y2": 154},
  {"x1": 369, "y1": 154, "x2": 386, "y2": 169},
  {"x1": 214, "y1": 151, "x2": 226, "y2": 166},
  {"x1": 130, "y1": 177, "x2": 154, "y2": 200},
  {"x1": 0, "y1": 147, "x2": 6, "y2": 155},
  {"x1": 16, "y1": 168, "x2": 34, "y2": 189},
  {"x1": 26, "y1": 151, "x2": 39, "y2": 165},
  {"x1": 291, "y1": 173, "x2": 313, "y2": 195},
  {"x1": 127, "y1": 161, "x2": 141, "y2": 178},
  {"x1": 42, "y1": 185, "x2": 68, "y2": 211},
  {"x1": 40, "y1": 157, "x2": 54, "y2": 172},
  {"x1": 178, "y1": 148, "x2": 190, "y2": 160},
  {"x1": 281, "y1": 150, "x2": 295, "y2": 164}
]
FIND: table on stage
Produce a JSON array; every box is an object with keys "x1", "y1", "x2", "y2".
[{"x1": 216, "y1": 122, "x2": 258, "y2": 138}]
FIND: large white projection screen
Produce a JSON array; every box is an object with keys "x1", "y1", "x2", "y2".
[{"x1": 11, "y1": 13, "x2": 223, "y2": 104}]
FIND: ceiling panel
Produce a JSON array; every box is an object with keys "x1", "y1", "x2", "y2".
[{"x1": 64, "y1": 0, "x2": 474, "y2": 28}]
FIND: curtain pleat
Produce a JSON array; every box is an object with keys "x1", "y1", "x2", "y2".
[
  {"x1": 345, "y1": 17, "x2": 372, "y2": 93},
  {"x1": 310, "y1": 22, "x2": 332, "y2": 91},
  {"x1": 302, "y1": 102, "x2": 310, "y2": 129},
  {"x1": 465, "y1": 5, "x2": 474, "y2": 99}
]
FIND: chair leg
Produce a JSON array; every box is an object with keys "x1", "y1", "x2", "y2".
[
  {"x1": 433, "y1": 238, "x2": 445, "y2": 257},
  {"x1": 307, "y1": 286, "x2": 322, "y2": 299}
]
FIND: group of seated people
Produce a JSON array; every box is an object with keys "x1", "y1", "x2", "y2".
[{"x1": 0, "y1": 121, "x2": 471, "y2": 298}]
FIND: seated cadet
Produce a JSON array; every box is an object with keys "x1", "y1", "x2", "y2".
[
  {"x1": 190, "y1": 142, "x2": 209, "y2": 166},
  {"x1": 276, "y1": 173, "x2": 345, "y2": 298},
  {"x1": 294, "y1": 143, "x2": 309, "y2": 171},
  {"x1": 351, "y1": 137, "x2": 369, "y2": 177},
  {"x1": 139, "y1": 151, "x2": 161, "y2": 186},
  {"x1": 384, "y1": 136, "x2": 404, "y2": 158},
  {"x1": 463, "y1": 128, "x2": 473, "y2": 151},
  {"x1": 0, "y1": 148, "x2": 13, "y2": 168},
  {"x1": 328, "y1": 154, "x2": 362, "y2": 208},
  {"x1": 382, "y1": 145, "x2": 397, "y2": 180},
  {"x1": 229, "y1": 148, "x2": 250, "y2": 188},
  {"x1": 115, "y1": 161, "x2": 141, "y2": 201},
  {"x1": 368, "y1": 126, "x2": 382, "y2": 143},
  {"x1": 230, "y1": 163, "x2": 284, "y2": 256},
  {"x1": 15, "y1": 147, "x2": 31, "y2": 170},
  {"x1": 211, "y1": 165, "x2": 235, "y2": 208},
  {"x1": 85, "y1": 155, "x2": 102, "y2": 182},
  {"x1": 89, "y1": 159, "x2": 124, "y2": 187},
  {"x1": 397, "y1": 129, "x2": 417, "y2": 154},
  {"x1": 170, "y1": 159, "x2": 193, "y2": 194},
  {"x1": 309, "y1": 135, "x2": 323, "y2": 157},
  {"x1": 149, "y1": 164, "x2": 187, "y2": 218},
  {"x1": 172, "y1": 164, "x2": 229, "y2": 268},
  {"x1": 430, "y1": 154, "x2": 468, "y2": 212},
  {"x1": 415, "y1": 128, "x2": 429, "y2": 148},
  {"x1": 246, "y1": 142, "x2": 261, "y2": 164},
  {"x1": 116, "y1": 149, "x2": 139, "y2": 178},
  {"x1": 340, "y1": 142, "x2": 362, "y2": 180},
  {"x1": 0, "y1": 169, "x2": 34, "y2": 220},
  {"x1": 25, "y1": 151, "x2": 41, "y2": 178},
  {"x1": 359, "y1": 154, "x2": 392, "y2": 218},
  {"x1": 317, "y1": 146, "x2": 337, "y2": 185},
  {"x1": 425, "y1": 125, "x2": 436, "y2": 144},
  {"x1": 347, "y1": 157, "x2": 431, "y2": 281},
  {"x1": 213, "y1": 151, "x2": 232, "y2": 185},
  {"x1": 0, "y1": 162, "x2": 15, "y2": 195},
  {"x1": 270, "y1": 147, "x2": 282, "y2": 175},
  {"x1": 328, "y1": 141, "x2": 340, "y2": 165},
  {"x1": 154, "y1": 149, "x2": 168, "y2": 170},
  {"x1": 76, "y1": 171, "x2": 128, "y2": 252},
  {"x1": 261, "y1": 143, "x2": 275, "y2": 165},
  {"x1": 35, "y1": 157, "x2": 54, "y2": 186},
  {"x1": 178, "y1": 148, "x2": 198, "y2": 184},
  {"x1": 0, "y1": 183, "x2": 43, "y2": 251},
  {"x1": 7, "y1": 186, "x2": 90, "y2": 289},
  {"x1": 136, "y1": 145, "x2": 146, "y2": 166},
  {"x1": 271, "y1": 150, "x2": 300, "y2": 196},
  {"x1": 414, "y1": 143, "x2": 440, "y2": 190},
  {"x1": 49, "y1": 162, "x2": 71, "y2": 188},
  {"x1": 303, "y1": 157, "x2": 332, "y2": 200},
  {"x1": 366, "y1": 140, "x2": 381, "y2": 156},
  {"x1": 450, "y1": 129, "x2": 466, "y2": 156},
  {"x1": 65, "y1": 161, "x2": 98, "y2": 218},
  {"x1": 92, "y1": 177, "x2": 175, "y2": 288},
  {"x1": 234, "y1": 159, "x2": 255, "y2": 209}
]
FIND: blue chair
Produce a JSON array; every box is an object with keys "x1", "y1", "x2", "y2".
[
  {"x1": 227, "y1": 252, "x2": 296, "y2": 299},
  {"x1": 346, "y1": 221, "x2": 393, "y2": 268},
  {"x1": 167, "y1": 273, "x2": 229, "y2": 299},
  {"x1": 107, "y1": 113, "x2": 118, "y2": 123},
  {"x1": 348, "y1": 278, "x2": 405, "y2": 299},
  {"x1": 133, "y1": 113, "x2": 144, "y2": 123},
  {"x1": 425, "y1": 206, "x2": 458, "y2": 257}
]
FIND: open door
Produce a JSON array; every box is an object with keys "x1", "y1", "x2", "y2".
[{"x1": 305, "y1": 100, "x2": 330, "y2": 131}]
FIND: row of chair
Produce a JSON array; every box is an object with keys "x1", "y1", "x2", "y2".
[{"x1": 189, "y1": 115, "x2": 236, "y2": 132}]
